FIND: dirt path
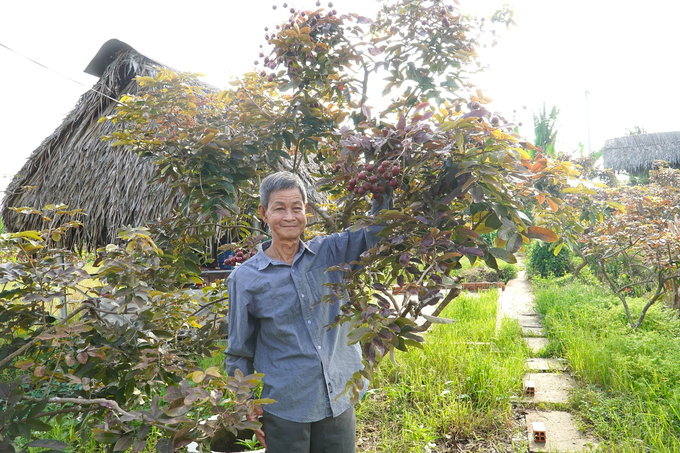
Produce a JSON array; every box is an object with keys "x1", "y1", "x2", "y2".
[{"x1": 501, "y1": 270, "x2": 598, "y2": 452}]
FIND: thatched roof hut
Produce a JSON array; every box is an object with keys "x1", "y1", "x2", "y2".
[
  {"x1": 602, "y1": 131, "x2": 680, "y2": 174},
  {"x1": 2, "y1": 39, "x2": 328, "y2": 252},
  {"x1": 1, "y1": 39, "x2": 178, "y2": 251}
]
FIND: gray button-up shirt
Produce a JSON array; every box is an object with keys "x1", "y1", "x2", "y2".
[{"x1": 225, "y1": 224, "x2": 382, "y2": 423}]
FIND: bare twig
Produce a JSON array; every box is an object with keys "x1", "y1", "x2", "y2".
[
  {"x1": 42, "y1": 352, "x2": 62, "y2": 399},
  {"x1": 381, "y1": 289, "x2": 402, "y2": 313},
  {"x1": 22, "y1": 396, "x2": 138, "y2": 420},
  {"x1": 41, "y1": 405, "x2": 99, "y2": 419},
  {"x1": 618, "y1": 279, "x2": 657, "y2": 292},
  {"x1": 413, "y1": 287, "x2": 462, "y2": 332},
  {"x1": 307, "y1": 199, "x2": 337, "y2": 233},
  {"x1": 598, "y1": 260, "x2": 633, "y2": 327},
  {"x1": 189, "y1": 297, "x2": 228, "y2": 317},
  {"x1": 634, "y1": 269, "x2": 668, "y2": 330},
  {"x1": 570, "y1": 246, "x2": 589, "y2": 282}
]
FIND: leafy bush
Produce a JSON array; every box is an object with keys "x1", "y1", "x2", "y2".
[
  {"x1": 459, "y1": 263, "x2": 517, "y2": 283},
  {"x1": 526, "y1": 242, "x2": 573, "y2": 279},
  {"x1": 497, "y1": 263, "x2": 518, "y2": 282}
]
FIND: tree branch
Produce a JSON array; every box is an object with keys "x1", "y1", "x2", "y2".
[
  {"x1": 413, "y1": 286, "x2": 462, "y2": 332},
  {"x1": 41, "y1": 405, "x2": 99, "y2": 419},
  {"x1": 634, "y1": 269, "x2": 667, "y2": 330},
  {"x1": 570, "y1": 246, "x2": 588, "y2": 282},
  {"x1": 307, "y1": 199, "x2": 337, "y2": 233},
  {"x1": 618, "y1": 279, "x2": 656, "y2": 292},
  {"x1": 189, "y1": 297, "x2": 228, "y2": 317},
  {"x1": 598, "y1": 260, "x2": 633, "y2": 327},
  {"x1": 22, "y1": 396, "x2": 139, "y2": 420}
]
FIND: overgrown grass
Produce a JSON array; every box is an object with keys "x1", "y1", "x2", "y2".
[
  {"x1": 533, "y1": 279, "x2": 680, "y2": 452},
  {"x1": 355, "y1": 290, "x2": 528, "y2": 452}
]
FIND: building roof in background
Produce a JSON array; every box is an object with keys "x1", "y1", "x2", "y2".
[{"x1": 602, "y1": 131, "x2": 680, "y2": 174}]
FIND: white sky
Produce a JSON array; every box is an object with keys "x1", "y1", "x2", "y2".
[{"x1": 2, "y1": 0, "x2": 680, "y2": 197}]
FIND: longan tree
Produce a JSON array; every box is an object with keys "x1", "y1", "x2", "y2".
[{"x1": 1, "y1": 1, "x2": 581, "y2": 451}]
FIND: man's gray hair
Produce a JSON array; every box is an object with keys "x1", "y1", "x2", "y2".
[{"x1": 259, "y1": 171, "x2": 308, "y2": 208}]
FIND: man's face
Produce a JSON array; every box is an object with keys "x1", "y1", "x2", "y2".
[{"x1": 259, "y1": 188, "x2": 307, "y2": 242}]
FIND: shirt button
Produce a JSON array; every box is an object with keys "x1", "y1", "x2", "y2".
[
  {"x1": 307, "y1": 320, "x2": 312, "y2": 325},
  {"x1": 301, "y1": 294, "x2": 305, "y2": 298},
  {"x1": 317, "y1": 345, "x2": 321, "y2": 350}
]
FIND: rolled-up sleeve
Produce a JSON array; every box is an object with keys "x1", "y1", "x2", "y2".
[{"x1": 225, "y1": 276, "x2": 256, "y2": 376}]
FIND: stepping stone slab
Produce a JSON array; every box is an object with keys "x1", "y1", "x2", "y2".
[
  {"x1": 522, "y1": 373, "x2": 576, "y2": 403},
  {"x1": 526, "y1": 410, "x2": 598, "y2": 452},
  {"x1": 524, "y1": 337, "x2": 549, "y2": 354},
  {"x1": 523, "y1": 326, "x2": 546, "y2": 336},
  {"x1": 526, "y1": 358, "x2": 566, "y2": 372},
  {"x1": 501, "y1": 274, "x2": 535, "y2": 313},
  {"x1": 516, "y1": 314, "x2": 543, "y2": 330}
]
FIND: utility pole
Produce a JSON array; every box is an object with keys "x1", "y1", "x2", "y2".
[{"x1": 585, "y1": 90, "x2": 592, "y2": 155}]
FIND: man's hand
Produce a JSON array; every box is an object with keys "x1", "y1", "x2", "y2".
[{"x1": 248, "y1": 404, "x2": 266, "y2": 449}]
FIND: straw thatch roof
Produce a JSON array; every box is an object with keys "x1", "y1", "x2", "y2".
[
  {"x1": 602, "y1": 131, "x2": 680, "y2": 174},
  {"x1": 2, "y1": 39, "x2": 328, "y2": 252},
  {"x1": 1, "y1": 39, "x2": 178, "y2": 251}
]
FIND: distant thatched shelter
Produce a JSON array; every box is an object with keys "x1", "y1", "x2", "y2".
[
  {"x1": 2, "y1": 39, "x2": 327, "y2": 252},
  {"x1": 602, "y1": 131, "x2": 680, "y2": 174},
  {"x1": 1, "y1": 39, "x2": 178, "y2": 251}
]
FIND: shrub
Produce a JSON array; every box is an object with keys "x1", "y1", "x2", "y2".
[
  {"x1": 526, "y1": 242, "x2": 573, "y2": 278},
  {"x1": 459, "y1": 262, "x2": 517, "y2": 283},
  {"x1": 497, "y1": 262, "x2": 518, "y2": 283}
]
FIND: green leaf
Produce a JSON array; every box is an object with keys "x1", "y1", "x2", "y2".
[
  {"x1": 497, "y1": 224, "x2": 515, "y2": 241},
  {"x1": 163, "y1": 405, "x2": 192, "y2": 417},
  {"x1": 156, "y1": 438, "x2": 174, "y2": 453},
  {"x1": 91, "y1": 429, "x2": 120, "y2": 444},
  {"x1": 605, "y1": 200, "x2": 626, "y2": 213},
  {"x1": 24, "y1": 418, "x2": 53, "y2": 432},
  {"x1": 421, "y1": 314, "x2": 456, "y2": 324},
  {"x1": 506, "y1": 233, "x2": 523, "y2": 254},
  {"x1": 484, "y1": 214, "x2": 503, "y2": 230},
  {"x1": 151, "y1": 330, "x2": 173, "y2": 339},
  {"x1": 347, "y1": 327, "x2": 374, "y2": 345},
  {"x1": 489, "y1": 248, "x2": 517, "y2": 264},
  {"x1": 113, "y1": 436, "x2": 134, "y2": 452},
  {"x1": 184, "y1": 259, "x2": 201, "y2": 276},
  {"x1": 24, "y1": 439, "x2": 70, "y2": 449}
]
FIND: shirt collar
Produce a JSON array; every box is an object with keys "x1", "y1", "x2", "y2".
[{"x1": 255, "y1": 239, "x2": 315, "y2": 270}]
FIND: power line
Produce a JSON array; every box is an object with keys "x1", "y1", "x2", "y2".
[
  {"x1": 0, "y1": 42, "x2": 88, "y2": 87},
  {"x1": 0, "y1": 42, "x2": 121, "y2": 104}
]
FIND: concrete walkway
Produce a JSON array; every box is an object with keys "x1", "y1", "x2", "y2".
[{"x1": 501, "y1": 270, "x2": 598, "y2": 452}]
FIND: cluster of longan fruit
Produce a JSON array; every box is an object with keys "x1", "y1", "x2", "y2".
[
  {"x1": 223, "y1": 247, "x2": 257, "y2": 267},
  {"x1": 335, "y1": 160, "x2": 400, "y2": 196}
]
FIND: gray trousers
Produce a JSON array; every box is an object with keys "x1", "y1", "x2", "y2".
[{"x1": 262, "y1": 407, "x2": 356, "y2": 453}]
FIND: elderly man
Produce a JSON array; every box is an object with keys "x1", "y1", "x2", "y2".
[{"x1": 225, "y1": 171, "x2": 389, "y2": 452}]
